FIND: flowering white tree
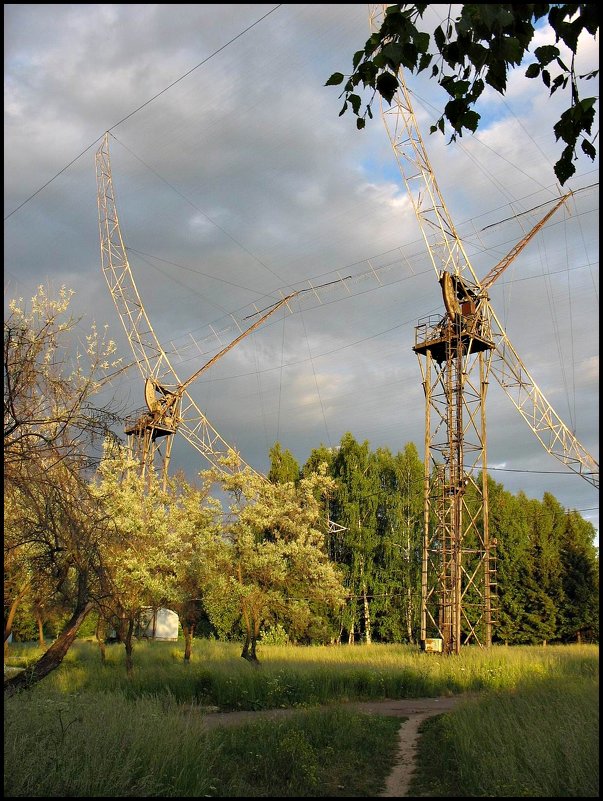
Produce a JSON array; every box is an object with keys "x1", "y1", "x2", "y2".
[{"x1": 91, "y1": 443, "x2": 181, "y2": 675}]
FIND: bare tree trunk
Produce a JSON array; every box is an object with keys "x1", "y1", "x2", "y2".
[
  {"x1": 115, "y1": 616, "x2": 127, "y2": 644},
  {"x1": 335, "y1": 615, "x2": 344, "y2": 645},
  {"x1": 250, "y1": 616, "x2": 260, "y2": 662},
  {"x1": 241, "y1": 630, "x2": 251, "y2": 660},
  {"x1": 36, "y1": 609, "x2": 45, "y2": 648},
  {"x1": 183, "y1": 624, "x2": 194, "y2": 662},
  {"x1": 242, "y1": 631, "x2": 260, "y2": 663},
  {"x1": 362, "y1": 578, "x2": 371, "y2": 644},
  {"x1": 347, "y1": 599, "x2": 356, "y2": 645},
  {"x1": 124, "y1": 618, "x2": 135, "y2": 677},
  {"x1": 241, "y1": 599, "x2": 252, "y2": 661},
  {"x1": 406, "y1": 586, "x2": 414, "y2": 643},
  {"x1": 241, "y1": 609, "x2": 259, "y2": 664},
  {"x1": 4, "y1": 600, "x2": 93, "y2": 696},
  {"x1": 4, "y1": 582, "x2": 30, "y2": 649},
  {"x1": 95, "y1": 616, "x2": 107, "y2": 664},
  {"x1": 348, "y1": 622, "x2": 355, "y2": 644}
]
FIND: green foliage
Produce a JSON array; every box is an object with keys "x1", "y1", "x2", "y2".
[
  {"x1": 371, "y1": 444, "x2": 424, "y2": 644},
  {"x1": 557, "y1": 511, "x2": 599, "y2": 642},
  {"x1": 329, "y1": 433, "x2": 381, "y2": 643},
  {"x1": 303, "y1": 437, "x2": 598, "y2": 648},
  {"x1": 204, "y1": 458, "x2": 347, "y2": 659},
  {"x1": 268, "y1": 441, "x2": 301, "y2": 484},
  {"x1": 6, "y1": 607, "x2": 38, "y2": 643},
  {"x1": 327, "y1": 4, "x2": 598, "y2": 185},
  {"x1": 261, "y1": 622, "x2": 290, "y2": 645},
  {"x1": 487, "y1": 479, "x2": 599, "y2": 646}
]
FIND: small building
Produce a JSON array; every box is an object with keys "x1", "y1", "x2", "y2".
[{"x1": 139, "y1": 608, "x2": 179, "y2": 641}]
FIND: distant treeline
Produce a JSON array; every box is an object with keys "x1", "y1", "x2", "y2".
[{"x1": 270, "y1": 433, "x2": 599, "y2": 646}]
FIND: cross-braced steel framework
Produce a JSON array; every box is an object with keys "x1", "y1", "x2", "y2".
[
  {"x1": 414, "y1": 308, "x2": 496, "y2": 653},
  {"x1": 368, "y1": 3, "x2": 597, "y2": 654}
]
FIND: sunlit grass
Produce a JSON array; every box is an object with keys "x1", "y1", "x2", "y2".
[
  {"x1": 6, "y1": 639, "x2": 597, "y2": 708},
  {"x1": 4, "y1": 686, "x2": 400, "y2": 797},
  {"x1": 4, "y1": 640, "x2": 598, "y2": 796},
  {"x1": 412, "y1": 675, "x2": 599, "y2": 797}
]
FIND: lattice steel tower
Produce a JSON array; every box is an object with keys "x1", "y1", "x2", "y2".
[{"x1": 368, "y1": 4, "x2": 598, "y2": 654}]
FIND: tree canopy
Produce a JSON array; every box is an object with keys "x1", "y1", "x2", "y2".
[{"x1": 326, "y1": 3, "x2": 598, "y2": 185}]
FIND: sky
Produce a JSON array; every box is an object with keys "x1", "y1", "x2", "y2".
[{"x1": 4, "y1": 4, "x2": 599, "y2": 541}]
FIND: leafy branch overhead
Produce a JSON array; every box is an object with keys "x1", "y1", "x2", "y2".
[{"x1": 326, "y1": 3, "x2": 598, "y2": 185}]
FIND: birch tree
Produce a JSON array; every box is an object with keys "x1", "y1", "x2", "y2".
[{"x1": 216, "y1": 458, "x2": 346, "y2": 662}]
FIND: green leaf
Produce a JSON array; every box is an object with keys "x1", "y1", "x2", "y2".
[
  {"x1": 434, "y1": 24, "x2": 445, "y2": 51},
  {"x1": 485, "y1": 60, "x2": 507, "y2": 94},
  {"x1": 462, "y1": 109, "x2": 480, "y2": 133},
  {"x1": 468, "y1": 78, "x2": 485, "y2": 103},
  {"x1": 501, "y1": 37, "x2": 523, "y2": 66},
  {"x1": 556, "y1": 20, "x2": 581, "y2": 54},
  {"x1": 358, "y1": 60, "x2": 378, "y2": 86},
  {"x1": 414, "y1": 31, "x2": 430, "y2": 54},
  {"x1": 442, "y1": 40, "x2": 460, "y2": 68},
  {"x1": 441, "y1": 76, "x2": 469, "y2": 98},
  {"x1": 338, "y1": 101, "x2": 348, "y2": 118},
  {"x1": 352, "y1": 50, "x2": 364, "y2": 70},
  {"x1": 401, "y1": 42, "x2": 419, "y2": 70},
  {"x1": 326, "y1": 73, "x2": 344, "y2": 87},
  {"x1": 356, "y1": 118, "x2": 366, "y2": 130},
  {"x1": 349, "y1": 93, "x2": 362, "y2": 116},
  {"x1": 541, "y1": 69, "x2": 550, "y2": 89},
  {"x1": 554, "y1": 145, "x2": 576, "y2": 186},
  {"x1": 525, "y1": 63, "x2": 541, "y2": 79},
  {"x1": 533, "y1": 4, "x2": 549, "y2": 21},
  {"x1": 578, "y1": 97, "x2": 597, "y2": 113},
  {"x1": 375, "y1": 71, "x2": 399, "y2": 105},
  {"x1": 581, "y1": 139, "x2": 596, "y2": 160},
  {"x1": 418, "y1": 53, "x2": 432, "y2": 73},
  {"x1": 550, "y1": 74, "x2": 567, "y2": 96},
  {"x1": 468, "y1": 41, "x2": 488, "y2": 70},
  {"x1": 444, "y1": 98, "x2": 468, "y2": 133},
  {"x1": 535, "y1": 45, "x2": 560, "y2": 66},
  {"x1": 372, "y1": 53, "x2": 386, "y2": 71},
  {"x1": 381, "y1": 42, "x2": 405, "y2": 68}
]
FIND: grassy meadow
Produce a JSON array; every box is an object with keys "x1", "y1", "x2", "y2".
[{"x1": 4, "y1": 639, "x2": 599, "y2": 797}]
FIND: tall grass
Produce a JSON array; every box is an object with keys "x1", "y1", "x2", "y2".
[
  {"x1": 4, "y1": 640, "x2": 598, "y2": 796},
  {"x1": 5, "y1": 639, "x2": 598, "y2": 709},
  {"x1": 4, "y1": 687, "x2": 400, "y2": 797},
  {"x1": 412, "y1": 675, "x2": 599, "y2": 797}
]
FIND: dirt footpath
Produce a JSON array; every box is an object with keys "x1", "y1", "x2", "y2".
[{"x1": 199, "y1": 695, "x2": 470, "y2": 797}]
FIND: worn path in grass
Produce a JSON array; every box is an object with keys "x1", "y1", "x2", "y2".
[{"x1": 199, "y1": 695, "x2": 470, "y2": 797}]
